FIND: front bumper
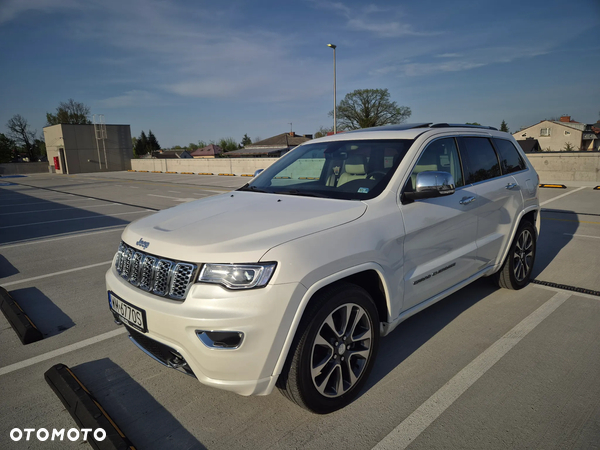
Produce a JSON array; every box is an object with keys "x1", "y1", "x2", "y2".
[{"x1": 106, "y1": 265, "x2": 306, "y2": 396}]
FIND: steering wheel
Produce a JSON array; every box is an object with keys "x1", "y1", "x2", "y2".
[{"x1": 367, "y1": 171, "x2": 386, "y2": 181}]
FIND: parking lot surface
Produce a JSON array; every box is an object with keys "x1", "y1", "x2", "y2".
[{"x1": 1, "y1": 172, "x2": 599, "y2": 449}]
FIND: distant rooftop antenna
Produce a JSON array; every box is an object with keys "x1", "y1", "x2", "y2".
[{"x1": 93, "y1": 114, "x2": 108, "y2": 170}]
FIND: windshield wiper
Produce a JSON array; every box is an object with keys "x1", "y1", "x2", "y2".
[
  {"x1": 276, "y1": 190, "x2": 329, "y2": 198},
  {"x1": 237, "y1": 184, "x2": 270, "y2": 193}
]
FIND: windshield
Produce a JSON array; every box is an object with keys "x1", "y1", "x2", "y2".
[{"x1": 239, "y1": 139, "x2": 414, "y2": 200}]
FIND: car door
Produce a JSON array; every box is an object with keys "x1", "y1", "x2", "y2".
[
  {"x1": 400, "y1": 137, "x2": 480, "y2": 312},
  {"x1": 458, "y1": 136, "x2": 523, "y2": 269}
]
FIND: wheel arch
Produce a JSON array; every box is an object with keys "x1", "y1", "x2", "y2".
[{"x1": 269, "y1": 263, "x2": 391, "y2": 387}]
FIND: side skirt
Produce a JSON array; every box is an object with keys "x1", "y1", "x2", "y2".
[{"x1": 380, "y1": 265, "x2": 495, "y2": 337}]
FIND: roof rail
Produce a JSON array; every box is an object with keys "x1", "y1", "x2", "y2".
[
  {"x1": 431, "y1": 123, "x2": 498, "y2": 131},
  {"x1": 346, "y1": 123, "x2": 433, "y2": 133}
]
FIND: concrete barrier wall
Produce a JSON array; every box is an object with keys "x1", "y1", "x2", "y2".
[
  {"x1": 526, "y1": 152, "x2": 600, "y2": 184},
  {"x1": 131, "y1": 158, "x2": 279, "y2": 175},
  {"x1": 130, "y1": 153, "x2": 600, "y2": 186},
  {"x1": 0, "y1": 162, "x2": 50, "y2": 175}
]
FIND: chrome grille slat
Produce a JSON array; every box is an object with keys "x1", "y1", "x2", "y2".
[
  {"x1": 153, "y1": 260, "x2": 173, "y2": 296},
  {"x1": 114, "y1": 242, "x2": 197, "y2": 300}
]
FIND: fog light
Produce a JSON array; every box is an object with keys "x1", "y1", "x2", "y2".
[{"x1": 196, "y1": 330, "x2": 244, "y2": 349}]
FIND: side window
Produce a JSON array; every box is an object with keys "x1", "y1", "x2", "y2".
[
  {"x1": 409, "y1": 137, "x2": 464, "y2": 189},
  {"x1": 460, "y1": 137, "x2": 500, "y2": 184},
  {"x1": 493, "y1": 138, "x2": 526, "y2": 174}
]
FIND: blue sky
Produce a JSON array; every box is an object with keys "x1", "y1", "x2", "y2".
[{"x1": 1, "y1": 0, "x2": 599, "y2": 148}]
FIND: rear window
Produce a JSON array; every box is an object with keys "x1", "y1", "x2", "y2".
[
  {"x1": 460, "y1": 137, "x2": 501, "y2": 184},
  {"x1": 493, "y1": 138, "x2": 526, "y2": 174}
]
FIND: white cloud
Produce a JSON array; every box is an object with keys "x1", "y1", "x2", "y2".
[
  {"x1": 310, "y1": 0, "x2": 434, "y2": 38},
  {"x1": 97, "y1": 90, "x2": 160, "y2": 108},
  {"x1": 0, "y1": 0, "x2": 83, "y2": 24}
]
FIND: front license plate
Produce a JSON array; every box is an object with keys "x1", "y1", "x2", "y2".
[{"x1": 108, "y1": 291, "x2": 147, "y2": 333}]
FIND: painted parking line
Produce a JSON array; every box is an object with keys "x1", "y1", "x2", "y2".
[
  {"x1": 0, "y1": 328, "x2": 127, "y2": 377},
  {"x1": 563, "y1": 233, "x2": 600, "y2": 240},
  {"x1": 539, "y1": 186, "x2": 586, "y2": 206},
  {"x1": 0, "y1": 226, "x2": 125, "y2": 249},
  {"x1": 0, "y1": 210, "x2": 153, "y2": 230},
  {"x1": 373, "y1": 291, "x2": 571, "y2": 450},
  {"x1": 0, "y1": 203, "x2": 123, "y2": 216},
  {"x1": 147, "y1": 194, "x2": 198, "y2": 202},
  {"x1": 0, "y1": 197, "x2": 111, "y2": 207},
  {"x1": 2, "y1": 260, "x2": 112, "y2": 287}
]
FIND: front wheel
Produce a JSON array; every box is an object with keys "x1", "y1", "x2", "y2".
[
  {"x1": 277, "y1": 282, "x2": 380, "y2": 414},
  {"x1": 494, "y1": 221, "x2": 536, "y2": 290}
]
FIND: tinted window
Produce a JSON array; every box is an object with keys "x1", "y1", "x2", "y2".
[
  {"x1": 494, "y1": 139, "x2": 526, "y2": 174},
  {"x1": 461, "y1": 137, "x2": 500, "y2": 184},
  {"x1": 409, "y1": 137, "x2": 464, "y2": 189}
]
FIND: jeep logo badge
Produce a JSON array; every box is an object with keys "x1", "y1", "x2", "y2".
[{"x1": 136, "y1": 238, "x2": 150, "y2": 249}]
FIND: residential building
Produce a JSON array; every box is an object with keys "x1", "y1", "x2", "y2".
[
  {"x1": 226, "y1": 132, "x2": 312, "y2": 157},
  {"x1": 190, "y1": 144, "x2": 223, "y2": 158},
  {"x1": 513, "y1": 116, "x2": 599, "y2": 151},
  {"x1": 152, "y1": 149, "x2": 193, "y2": 159}
]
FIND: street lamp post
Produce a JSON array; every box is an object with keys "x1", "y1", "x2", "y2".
[{"x1": 327, "y1": 43, "x2": 337, "y2": 134}]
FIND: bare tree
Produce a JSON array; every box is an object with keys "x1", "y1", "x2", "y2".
[
  {"x1": 6, "y1": 114, "x2": 38, "y2": 161},
  {"x1": 46, "y1": 99, "x2": 91, "y2": 125},
  {"x1": 331, "y1": 88, "x2": 411, "y2": 130}
]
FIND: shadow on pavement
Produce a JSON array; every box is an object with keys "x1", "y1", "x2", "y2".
[
  {"x1": 0, "y1": 255, "x2": 19, "y2": 278},
  {"x1": 532, "y1": 209, "x2": 579, "y2": 277},
  {"x1": 9, "y1": 287, "x2": 75, "y2": 337},
  {"x1": 74, "y1": 359, "x2": 205, "y2": 450},
  {"x1": 365, "y1": 278, "x2": 497, "y2": 393},
  {"x1": 0, "y1": 185, "x2": 135, "y2": 245}
]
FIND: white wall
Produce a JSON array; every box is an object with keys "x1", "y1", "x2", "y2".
[{"x1": 131, "y1": 158, "x2": 278, "y2": 175}]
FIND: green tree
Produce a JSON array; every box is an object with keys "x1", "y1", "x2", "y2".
[
  {"x1": 34, "y1": 138, "x2": 46, "y2": 158},
  {"x1": 6, "y1": 114, "x2": 38, "y2": 161},
  {"x1": 197, "y1": 140, "x2": 208, "y2": 148},
  {"x1": 188, "y1": 143, "x2": 199, "y2": 151},
  {"x1": 563, "y1": 142, "x2": 577, "y2": 152},
  {"x1": 332, "y1": 88, "x2": 411, "y2": 130},
  {"x1": 135, "y1": 131, "x2": 149, "y2": 156},
  {"x1": 147, "y1": 130, "x2": 160, "y2": 151},
  {"x1": 314, "y1": 126, "x2": 335, "y2": 138},
  {"x1": 500, "y1": 120, "x2": 509, "y2": 132},
  {"x1": 465, "y1": 122, "x2": 481, "y2": 126},
  {"x1": 218, "y1": 137, "x2": 239, "y2": 152},
  {"x1": 46, "y1": 99, "x2": 91, "y2": 125},
  {"x1": 0, "y1": 133, "x2": 16, "y2": 163},
  {"x1": 240, "y1": 134, "x2": 252, "y2": 147}
]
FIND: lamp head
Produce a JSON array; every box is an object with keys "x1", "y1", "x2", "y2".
[{"x1": 327, "y1": 43, "x2": 336, "y2": 49}]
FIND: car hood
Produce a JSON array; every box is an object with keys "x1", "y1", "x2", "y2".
[{"x1": 122, "y1": 191, "x2": 367, "y2": 263}]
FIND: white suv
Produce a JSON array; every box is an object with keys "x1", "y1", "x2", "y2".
[{"x1": 106, "y1": 123, "x2": 540, "y2": 413}]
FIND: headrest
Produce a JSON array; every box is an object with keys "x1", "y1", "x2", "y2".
[{"x1": 345, "y1": 155, "x2": 366, "y2": 175}]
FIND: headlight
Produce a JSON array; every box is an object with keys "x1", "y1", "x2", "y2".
[{"x1": 198, "y1": 263, "x2": 277, "y2": 290}]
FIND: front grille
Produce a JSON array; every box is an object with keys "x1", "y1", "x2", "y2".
[{"x1": 115, "y1": 241, "x2": 198, "y2": 300}]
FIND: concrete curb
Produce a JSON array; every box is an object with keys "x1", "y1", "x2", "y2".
[
  {"x1": 0, "y1": 287, "x2": 43, "y2": 345},
  {"x1": 45, "y1": 363, "x2": 136, "y2": 450}
]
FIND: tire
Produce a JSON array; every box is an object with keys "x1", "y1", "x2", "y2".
[
  {"x1": 494, "y1": 221, "x2": 536, "y2": 290},
  {"x1": 277, "y1": 282, "x2": 380, "y2": 414}
]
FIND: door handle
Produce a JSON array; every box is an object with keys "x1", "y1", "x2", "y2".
[
  {"x1": 459, "y1": 196, "x2": 476, "y2": 205},
  {"x1": 505, "y1": 183, "x2": 518, "y2": 190}
]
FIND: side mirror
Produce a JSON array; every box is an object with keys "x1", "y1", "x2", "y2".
[
  {"x1": 253, "y1": 169, "x2": 264, "y2": 177},
  {"x1": 404, "y1": 171, "x2": 456, "y2": 201}
]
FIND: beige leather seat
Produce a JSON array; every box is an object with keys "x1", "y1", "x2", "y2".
[
  {"x1": 338, "y1": 155, "x2": 367, "y2": 186},
  {"x1": 411, "y1": 150, "x2": 440, "y2": 189}
]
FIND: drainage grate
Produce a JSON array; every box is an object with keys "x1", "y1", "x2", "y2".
[{"x1": 531, "y1": 279, "x2": 600, "y2": 297}]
